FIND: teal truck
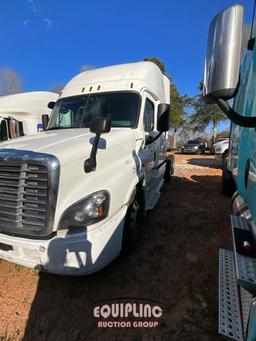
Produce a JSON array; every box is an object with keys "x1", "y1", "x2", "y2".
[{"x1": 204, "y1": 4, "x2": 256, "y2": 340}]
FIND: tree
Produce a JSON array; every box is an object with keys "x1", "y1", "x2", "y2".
[
  {"x1": 144, "y1": 57, "x2": 166, "y2": 73},
  {"x1": 143, "y1": 57, "x2": 187, "y2": 148},
  {"x1": 190, "y1": 81, "x2": 227, "y2": 143},
  {"x1": 169, "y1": 80, "x2": 187, "y2": 148},
  {"x1": 0, "y1": 67, "x2": 23, "y2": 96},
  {"x1": 50, "y1": 83, "x2": 65, "y2": 94}
]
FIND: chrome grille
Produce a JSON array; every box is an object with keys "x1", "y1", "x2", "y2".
[{"x1": 0, "y1": 150, "x2": 60, "y2": 237}]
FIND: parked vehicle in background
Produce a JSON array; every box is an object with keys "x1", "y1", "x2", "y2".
[
  {"x1": 204, "y1": 4, "x2": 256, "y2": 340},
  {"x1": 181, "y1": 139, "x2": 206, "y2": 154},
  {"x1": 210, "y1": 137, "x2": 229, "y2": 154},
  {"x1": 214, "y1": 138, "x2": 229, "y2": 162},
  {"x1": 0, "y1": 92, "x2": 58, "y2": 140},
  {"x1": 0, "y1": 62, "x2": 172, "y2": 276}
]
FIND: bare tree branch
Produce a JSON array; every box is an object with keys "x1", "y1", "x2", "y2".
[{"x1": 0, "y1": 67, "x2": 23, "y2": 96}]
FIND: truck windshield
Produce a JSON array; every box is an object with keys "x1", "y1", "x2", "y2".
[{"x1": 47, "y1": 92, "x2": 140, "y2": 129}]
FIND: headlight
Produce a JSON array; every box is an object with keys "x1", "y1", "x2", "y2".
[
  {"x1": 58, "y1": 190, "x2": 110, "y2": 230},
  {"x1": 194, "y1": 146, "x2": 198, "y2": 149}
]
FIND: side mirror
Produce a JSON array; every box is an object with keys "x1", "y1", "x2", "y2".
[
  {"x1": 90, "y1": 117, "x2": 111, "y2": 134},
  {"x1": 203, "y1": 5, "x2": 256, "y2": 127},
  {"x1": 157, "y1": 103, "x2": 170, "y2": 132},
  {"x1": 203, "y1": 5, "x2": 243, "y2": 103},
  {"x1": 0, "y1": 119, "x2": 8, "y2": 141},
  {"x1": 84, "y1": 117, "x2": 111, "y2": 173},
  {"x1": 48, "y1": 101, "x2": 56, "y2": 109},
  {"x1": 42, "y1": 114, "x2": 49, "y2": 131}
]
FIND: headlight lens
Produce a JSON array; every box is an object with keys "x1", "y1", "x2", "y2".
[{"x1": 58, "y1": 190, "x2": 110, "y2": 230}]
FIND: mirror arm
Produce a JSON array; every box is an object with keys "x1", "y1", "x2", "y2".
[
  {"x1": 215, "y1": 98, "x2": 256, "y2": 128},
  {"x1": 145, "y1": 132, "x2": 163, "y2": 145},
  {"x1": 84, "y1": 133, "x2": 100, "y2": 173}
]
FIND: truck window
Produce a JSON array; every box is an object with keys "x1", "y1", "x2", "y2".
[
  {"x1": 48, "y1": 92, "x2": 140, "y2": 129},
  {"x1": 144, "y1": 99, "x2": 155, "y2": 132}
]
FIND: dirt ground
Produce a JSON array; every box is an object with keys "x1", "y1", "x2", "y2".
[{"x1": 0, "y1": 153, "x2": 232, "y2": 341}]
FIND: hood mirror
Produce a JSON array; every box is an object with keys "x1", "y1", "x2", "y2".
[{"x1": 84, "y1": 117, "x2": 111, "y2": 173}]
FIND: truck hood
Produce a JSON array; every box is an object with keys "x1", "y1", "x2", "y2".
[
  {"x1": 214, "y1": 140, "x2": 229, "y2": 148},
  {"x1": 0, "y1": 128, "x2": 135, "y2": 165}
]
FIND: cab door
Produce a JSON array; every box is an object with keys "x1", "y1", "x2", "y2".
[{"x1": 139, "y1": 93, "x2": 163, "y2": 208}]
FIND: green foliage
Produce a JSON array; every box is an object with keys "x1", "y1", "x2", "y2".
[
  {"x1": 143, "y1": 57, "x2": 166, "y2": 73},
  {"x1": 190, "y1": 81, "x2": 226, "y2": 133},
  {"x1": 170, "y1": 82, "x2": 186, "y2": 130},
  {"x1": 143, "y1": 57, "x2": 186, "y2": 130}
]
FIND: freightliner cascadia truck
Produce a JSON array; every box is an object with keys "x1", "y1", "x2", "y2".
[
  {"x1": 0, "y1": 62, "x2": 172, "y2": 276},
  {"x1": 204, "y1": 4, "x2": 256, "y2": 340}
]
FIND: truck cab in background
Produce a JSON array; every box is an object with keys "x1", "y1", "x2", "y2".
[
  {"x1": 204, "y1": 5, "x2": 256, "y2": 340},
  {"x1": 0, "y1": 62, "x2": 172, "y2": 276},
  {"x1": 0, "y1": 92, "x2": 58, "y2": 140},
  {"x1": 212, "y1": 137, "x2": 229, "y2": 159}
]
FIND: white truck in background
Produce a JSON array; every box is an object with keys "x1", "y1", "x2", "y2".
[
  {"x1": 0, "y1": 91, "x2": 58, "y2": 140},
  {"x1": 214, "y1": 138, "x2": 229, "y2": 162},
  {"x1": 0, "y1": 62, "x2": 172, "y2": 275}
]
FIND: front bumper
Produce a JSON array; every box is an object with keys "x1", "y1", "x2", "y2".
[{"x1": 0, "y1": 206, "x2": 127, "y2": 275}]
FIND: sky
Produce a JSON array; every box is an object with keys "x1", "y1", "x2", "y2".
[{"x1": 0, "y1": 0, "x2": 254, "y2": 99}]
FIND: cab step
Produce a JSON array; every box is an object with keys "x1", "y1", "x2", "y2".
[
  {"x1": 231, "y1": 215, "x2": 256, "y2": 294},
  {"x1": 219, "y1": 249, "x2": 244, "y2": 341},
  {"x1": 231, "y1": 215, "x2": 250, "y2": 231},
  {"x1": 236, "y1": 253, "x2": 256, "y2": 295}
]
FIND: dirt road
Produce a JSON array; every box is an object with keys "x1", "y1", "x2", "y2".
[{"x1": 0, "y1": 153, "x2": 232, "y2": 341}]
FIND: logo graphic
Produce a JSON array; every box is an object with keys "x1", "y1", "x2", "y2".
[{"x1": 93, "y1": 297, "x2": 164, "y2": 328}]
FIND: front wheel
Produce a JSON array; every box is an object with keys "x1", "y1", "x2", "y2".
[
  {"x1": 164, "y1": 157, "x2": 173, "y2": 182},
  {"x1": 122, "y1": 198, "x2": 143, "y2": 251},
  {"x1": 222, "y1": 153, "x2": 236, "y2": 196}
]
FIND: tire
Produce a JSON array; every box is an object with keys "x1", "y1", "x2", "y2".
[
  {"x1": 122, "y1": 198, "x2": 143, "y2": 251},
  {"x1": 164, "y1": 157, "x2": 172, "y2": 182},
  {"x1": 222, "y1": 154, "x2": 236, "y2": 196}
]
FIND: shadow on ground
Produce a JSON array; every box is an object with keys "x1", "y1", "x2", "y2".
[
  {"x1": 187, "y1": 158, "x2": 221, "y2": 170},
  {"x1": 20, "y1": 174, "x2": 231, "y2": 341}
]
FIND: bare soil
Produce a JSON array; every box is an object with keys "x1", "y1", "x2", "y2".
[{"x1": 0, "y1": 153, "x2": 231, "y2": 341}]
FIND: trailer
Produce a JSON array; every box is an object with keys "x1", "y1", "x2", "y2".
[{"x1": 204, "y1": 4, "x2": 256, "y2": 340}]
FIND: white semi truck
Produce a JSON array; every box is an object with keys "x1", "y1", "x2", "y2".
[
  {"x1": 0, "y1": 91, "x2": 58, "y2": 139},
  {"x1": 0, "y1": 62, "x2": 172, "y2": 275}
]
